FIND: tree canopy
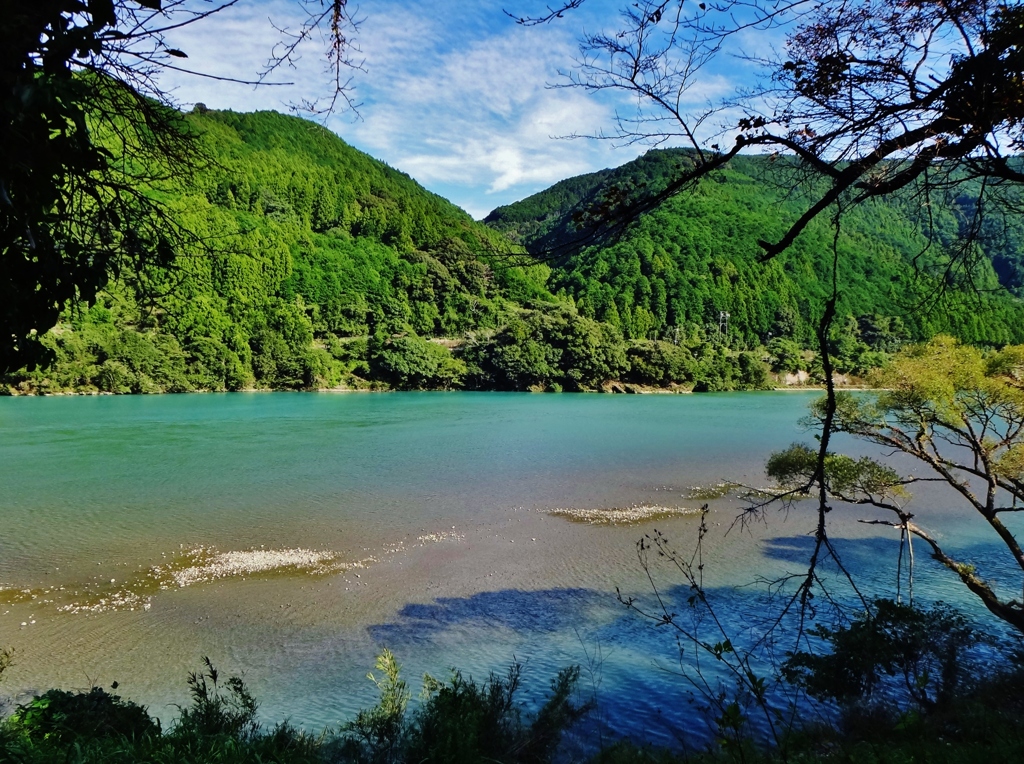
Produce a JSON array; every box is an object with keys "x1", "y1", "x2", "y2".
[
  {"x1": 7, "y1": 106, "x2": 1024, "y2": 396},
  {"x1": 488, "y1": 148, "x2": 1024, "y2": 350},
  {"x1": 769, "y1": 336, "x2": 1024, "y2": 634},
  {"x1": 520, "y1": 0, "x2": 1024, "y2": 268}
]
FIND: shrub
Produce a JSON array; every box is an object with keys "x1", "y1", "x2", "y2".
[
  {"x1": 339, "y1": 648, "x2": 410, "y2": 764},
  {"x1": 174, "y1": 656, "x2": 260, "y2": 739},
  {"x1": 337, "y1": 650, "x2": 589, "y2": 764},
  {"x1": 369, "y1": 333, "x2": 466, "y2": 389},
  {"x1": 782, "y1": 600, "x2": 979, "y2": 710},
  {"x1": 10, "y1": 687, "x2": 159, "y2": 744},
  {"x1": 409, "y1": 664, "x2": 589, "y2": 764}
]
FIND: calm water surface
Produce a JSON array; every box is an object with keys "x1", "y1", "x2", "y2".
[{"x1": 0, "y1": 392, "x2": 1014, "y2": 746}]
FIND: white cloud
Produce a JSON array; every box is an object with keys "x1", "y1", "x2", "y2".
[
  {"x1": 333, "y1": 1, "x2": 644, "y2": 216},
  {"x1": 157, "y1": 0, "x2": 342, "y2": 112},
  {"x1": 151, "y1": 0, "x2": 758, "y2": 218}
]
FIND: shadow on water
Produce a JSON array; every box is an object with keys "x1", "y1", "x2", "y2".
[
  {"x1": 763, "y1": 534, "x2": 1022, "y2": 609},
  {"x1": 358, "y1": 534, "x2": 1024, "y2": 752},
  {"x1": 362, "y1": 585, "x2": 807, "y2": 750},
  {"x1": 763, "y1": 534, "x2": 897, "y2": 566},
  {"x1": 367, "y1": 588, "x2": 610, "y2": 646}
]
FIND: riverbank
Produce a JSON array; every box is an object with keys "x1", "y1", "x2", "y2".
[
  {"x1": 2, "y1": 373, "x2": 872, "y2": 396},
  {"x1": 4, "y1": 642, "x2": 1023, "y2": 763}
]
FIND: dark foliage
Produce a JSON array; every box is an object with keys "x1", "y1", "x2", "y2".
[
  {"x1": 9, "y1": 686, "x2": 159, "y2": 744},
  {"x1": 783, "y1": 600, "x2": 979, "y2": 709},
  {"x1": 336, "y1": 651, "x2": 589, "y2": 764},
  {"x1": 0, "y1": 1, "x2": 198, "y2": 372}
]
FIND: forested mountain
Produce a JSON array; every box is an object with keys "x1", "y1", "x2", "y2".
[
  {"x1": 486, "y1": 149, "x2": 1024, "y2": 351},
  {"x1": 5, "y1": 109, "x2": 557, "y2": 393},
  {"x1": 6, "y1": 113, "x2": 1024, "y2": 395}
]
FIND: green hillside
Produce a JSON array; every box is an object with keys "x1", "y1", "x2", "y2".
[
  {"x1": 486, "y1": 150, "x2": 1024, "y2": 350},
  {"x1": 5, "y1": 117, "x2": 1024, "y2": 395},
  {"x1": 4, "y1": 109, "x2": 559, "y2": 393}
]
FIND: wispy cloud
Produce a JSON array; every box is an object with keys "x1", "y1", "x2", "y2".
[
  {"x1": 159, "y1": 0, "x2": 329, "y2": 110},
  {"x1": 156, "y1": 0, "x2": 755, "y2": 218},
  {"x1": 338, "y1": 4, "x2": 637, "y2": 216}
]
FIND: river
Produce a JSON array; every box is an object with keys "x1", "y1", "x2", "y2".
[{"x1": 0, "y1": 391, "x2": 1015, "y2": 748}]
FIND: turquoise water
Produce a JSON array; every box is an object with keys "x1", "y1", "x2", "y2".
[
  {"x1": 0, "y1": 392, "x2": 810, "y2": 576},
  {"x1": 0, "y1": 392, "x2": 1016, "y2": 746}
]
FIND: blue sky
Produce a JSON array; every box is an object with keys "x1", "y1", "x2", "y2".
[{"x1": 161, "y1": 1, "x2": 760, "y2": 218}]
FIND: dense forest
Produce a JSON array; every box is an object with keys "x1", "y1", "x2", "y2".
[
  {"x1": 488, "y1": 150, "x2": 1024, "y2": 349},
  {"x1": 5, "y1": 110, "x2": 1024, "y2": 395}
]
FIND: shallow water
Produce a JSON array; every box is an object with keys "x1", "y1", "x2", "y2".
[{"x1": 0, "y1": 392, "x2": 1017, "y2": 747}]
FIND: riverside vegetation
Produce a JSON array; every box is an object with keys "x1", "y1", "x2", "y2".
[
  {"x1": 4, "y1": 109, "x2": 1024, "y2": 395},
  {"x1": 7, "y1": 331, "x2": 1024, "y2": 758},
  {"x1": 3, "y1": 610, "x2": 1024, "y2": 763},
  {"x1": 5, "y1": 1, "x2": 1024, "y2": 758}
]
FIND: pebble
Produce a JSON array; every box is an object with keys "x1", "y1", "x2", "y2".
[
  {"x1": 165, "y1": 548, "x2": 342, "y2": 588},
  {"x1": 548, "y1": 505, "x2": 701, "y2": 525}
]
